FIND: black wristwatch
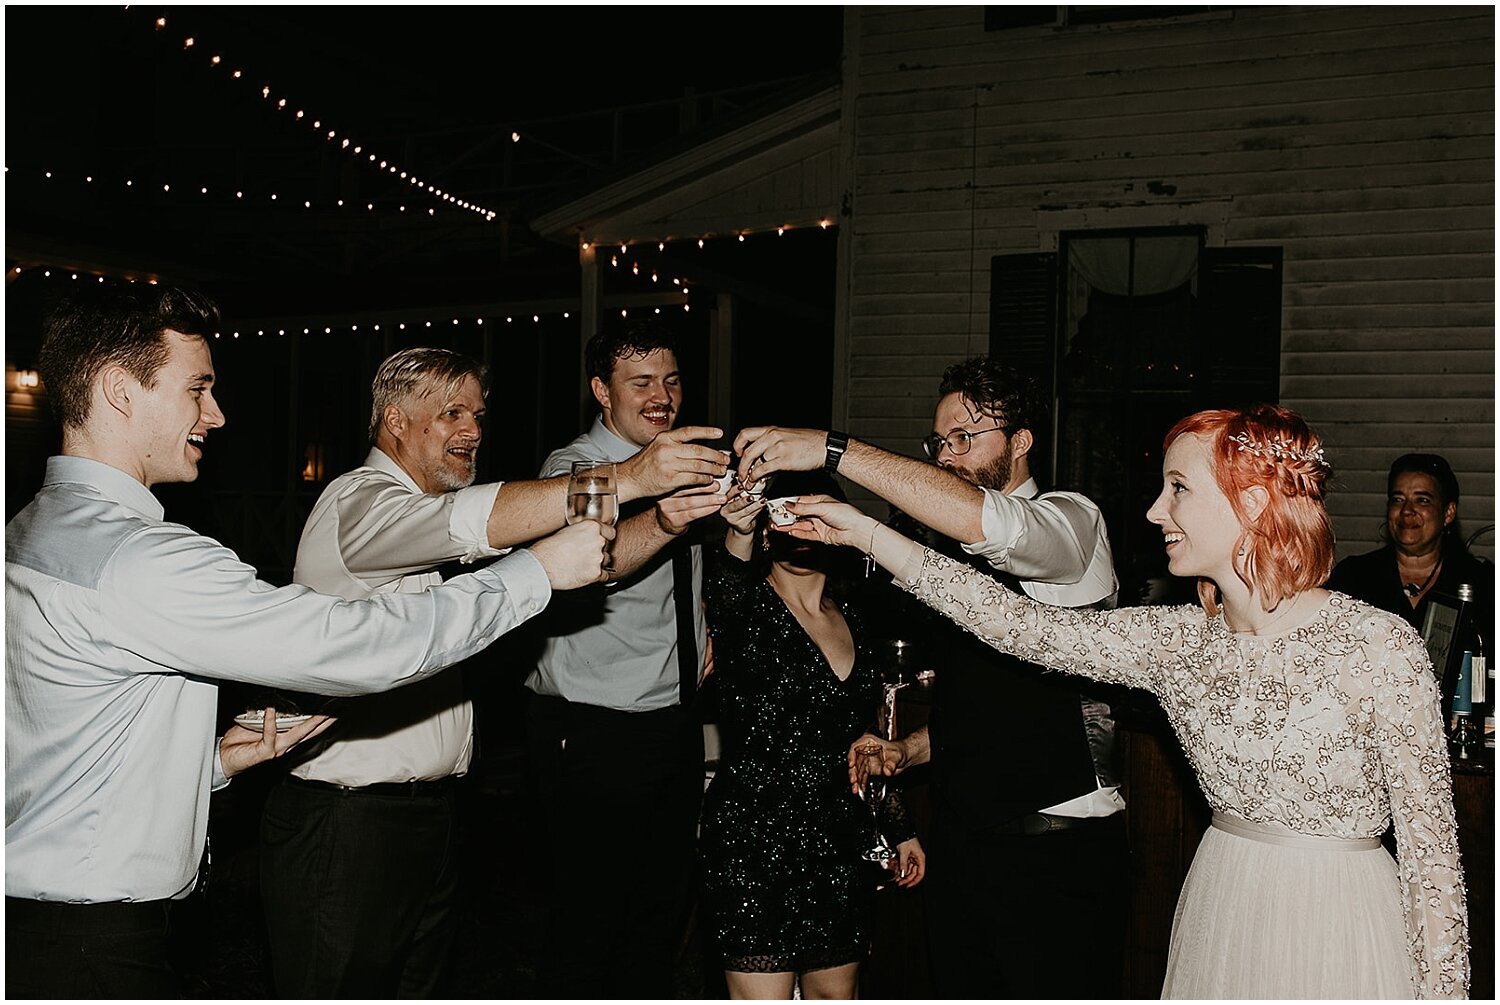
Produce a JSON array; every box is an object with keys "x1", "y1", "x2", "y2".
[{"x1": 824, "y1": 430, "x2": 849, "y2": 473}]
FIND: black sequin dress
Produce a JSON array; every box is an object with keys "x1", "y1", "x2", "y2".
[{"x1": 700, "y1": 544, "x2": 913, "y2": 974}]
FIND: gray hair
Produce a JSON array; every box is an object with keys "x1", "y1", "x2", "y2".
[{"x1": 368, "y1": 347, "x2": 490, "y2": 441}]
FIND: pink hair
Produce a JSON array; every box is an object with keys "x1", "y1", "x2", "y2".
[{"x1": 1164, "y1": 404, "x2": 1335, "y2": 615}]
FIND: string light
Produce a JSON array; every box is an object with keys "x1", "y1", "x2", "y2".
[
  {"x1": 9, "y1": 167, "x2": 480, "y2": 220},
  {"x1": 10, "y1": 263, "x2": 684, "y2": 328},
  {"x1": 144, "y1": 11, "x2": 499, "y2": 222}
]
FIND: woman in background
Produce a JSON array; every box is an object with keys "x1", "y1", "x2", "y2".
[
  {"x1": 1327, "y1": 451, "x2": 1492, "y2": 634},
  {"x1": 804, "y1": 404, "x2": 1466, "y2": 999},
  {"x1": 700, "y1": 470, "x2": 924, "y2": 1000}
]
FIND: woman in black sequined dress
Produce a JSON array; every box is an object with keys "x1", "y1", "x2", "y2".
[{"x1": 700, "y1": 471, "x2": 924, "y2": 999}]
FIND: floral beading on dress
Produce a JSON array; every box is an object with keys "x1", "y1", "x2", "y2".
[{"x1": 897, "y1": 544, "x2": 1468, "y2": 999}]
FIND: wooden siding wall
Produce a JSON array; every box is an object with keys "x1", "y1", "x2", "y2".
[{"x1": 841, "y1": 5, "x2": 1494, "y2": 560}]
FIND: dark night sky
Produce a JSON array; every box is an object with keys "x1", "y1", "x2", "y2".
[
  {"x1": 3, "y1": 6, "x2": 846, "y2": 315},
  {"x1": 6, "y1": 6, "x2": 845, "y2": 141}
]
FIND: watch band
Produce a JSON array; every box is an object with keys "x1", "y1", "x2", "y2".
[{"x1": 824, "y1": 430, "x2": 849, "y2": 473}]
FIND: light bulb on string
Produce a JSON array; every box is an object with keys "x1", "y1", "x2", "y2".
[{"x1": 143, "y1": 20, "x2": 499, "y2": 223}]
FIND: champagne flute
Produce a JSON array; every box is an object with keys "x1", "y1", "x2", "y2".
[
  {"x1": 854, "y1": 740, "x2": 897, "y2": 870},
  {"x1": 566, "y1": 460, "x2": 619, "y2": 572}
]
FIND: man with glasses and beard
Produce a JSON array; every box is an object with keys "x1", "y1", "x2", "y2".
[{"x1": 734, "y1": 357, "x2": 1126, "y2": 999}]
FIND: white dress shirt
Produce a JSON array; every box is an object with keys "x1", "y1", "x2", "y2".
[
  {"x1": 964, "y1": 477, "x2": 1124, "y2": 818},
  {"x1": 290, "y1": 447, "x2": 505, "y2": 786},
  {"x1": 526, "y1": 418, "x2": 707, "y2": 712},
  {"x1": 5, "y1": 456, "x2": 550, "y2": 903}
]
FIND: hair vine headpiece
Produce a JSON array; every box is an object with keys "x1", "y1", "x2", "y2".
[{"x1": 1228, "y1": 432, "x2": 1329, "y2": 471}]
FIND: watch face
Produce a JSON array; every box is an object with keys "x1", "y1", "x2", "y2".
[{"x1": 826, "y1": 432, "x2": 848, "y2": 470}]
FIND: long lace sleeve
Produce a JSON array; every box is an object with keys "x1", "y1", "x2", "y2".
[
  {"x1": 895, "y1": 544, "x2": 1200, "y2": 696},
  {"x1": 1373, "y1": 625, "x2": 1470, "y2": 998}
]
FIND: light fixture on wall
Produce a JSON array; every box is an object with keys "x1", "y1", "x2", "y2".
[
  {"x1": 300, "y1": 443, "x2": 325, "y2": 483},
  {"x1": 15, "y1": 369, "x2": 40, "y2": 390}
]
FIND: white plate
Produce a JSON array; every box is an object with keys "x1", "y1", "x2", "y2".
[{"x1": 233, "y1": 711, "x2": 313, "y2": 732}]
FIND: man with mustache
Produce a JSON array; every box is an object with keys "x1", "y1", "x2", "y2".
[
  {"x1": 734, "y1": 357, "x2": 1126, "y2": 999},
  {"x1": 260, "y1": 346, "x2": 726, "y2": 998},
  {"x1": 525, "y1": 320, "x2": 731, "y2": 997},
  {"x1": 6, "y1": 286, "x2": 610, "y2": 999}
]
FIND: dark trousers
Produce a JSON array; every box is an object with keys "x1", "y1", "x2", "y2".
[
  {"x1": 6, "y1": 896, "x2": 177, "y2": 998},
  {"x1": 525, "y1": 693, "x2": 705, "y2": 999},
  {"x1": 259, "y1": 776, "x2": 462, "y2": 998},
  {"x1": 925, "y1": 806, "x2": 1128, "y2": 999}
]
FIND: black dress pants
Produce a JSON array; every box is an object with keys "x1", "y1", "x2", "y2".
[
  {"x1": 525, "y1": 693, "x2": 705, "y2": 999},
  {"x1": 5, "y1": 896, "x2": 177, "y2": 998},
  {"x1": 924, "y1": 805, "x2": 1128, "y2": 999},
  {"x1": 259, "y1": 776, "x2": 461, "y2": 998}
]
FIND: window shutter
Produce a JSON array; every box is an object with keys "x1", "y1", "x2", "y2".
[
  {"x1": 990, "y1": 251, "x2": 1059, "y2": 484},
  {"x1": 1196, "y1": 247, "x2": 1282, "y2": 409}
]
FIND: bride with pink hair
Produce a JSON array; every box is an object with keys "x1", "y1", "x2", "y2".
[{"x1": 796, "y1": 403, "x2": 1466, "y2": 999}]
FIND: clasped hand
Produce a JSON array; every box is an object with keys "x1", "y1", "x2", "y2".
[{"x1": 847, "y1": 732, "x2": 905, "y2": 794}]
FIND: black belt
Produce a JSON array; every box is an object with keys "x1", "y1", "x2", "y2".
[
  {"x1": 6, "y1": 896, "x2": 172, "y2": 932},
  {"x1": 990, "y1": 812, "x2": 1113, "y2": 836},
  {"x1": 285, "y1": 774, "x2": 459, "y2": 798}
]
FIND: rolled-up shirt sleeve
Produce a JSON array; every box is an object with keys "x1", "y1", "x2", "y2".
[
  {"x1": 961, "y1": 487, "x2": 1116, "y2": 607},
  {"x1": 334, "y1": 478, "x2": 504, "y2": 584}
]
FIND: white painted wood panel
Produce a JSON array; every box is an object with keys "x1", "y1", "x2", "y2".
[{"x1": 841, "y1": 5, "x2": 1494, "y2": 561}]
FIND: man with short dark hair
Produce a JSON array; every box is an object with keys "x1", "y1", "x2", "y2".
[
  {"x1": 736, "y1": 356, "x2": 1127, "y2": 998},
  {"x1": 526, "y1": 319, "x2": 729, "y2": 997},
  {"x1": 5, "y1": 283, "x2": 610, "y2": 998},
  {"x1": 260, "y1": 344, "x2": 726, "y2": 997}
]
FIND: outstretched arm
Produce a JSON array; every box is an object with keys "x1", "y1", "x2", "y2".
[
  {"x1": 785, "y1": 495, "x2": 1165, "y2": 692},
  {"x1": 732, "y1": 426, "x2": 985, "y2": 544},
  {"x1": 605, "y1": 486, "x2": 726, "y2": 579},
  {"x1": 487, "y1": 424, "x2": 727, "y2": 550}
]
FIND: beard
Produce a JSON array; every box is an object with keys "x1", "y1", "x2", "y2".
[
  {"x1": 428, "y1": 454, "x2": 478, "y2": 492},
  {"x1": 958, "y1": 449, "x2": 1013, "y2": 492}
]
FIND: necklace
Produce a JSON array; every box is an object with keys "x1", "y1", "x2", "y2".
[{"x1": 1402, "y1": 556, "x2": 1443, "y2": 599}]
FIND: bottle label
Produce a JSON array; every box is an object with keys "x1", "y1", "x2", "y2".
[
  {"x1": 1473, "y1": 656, "x2": 1487, "y2": 704},
  {"x1": 1452, "y1": 652, "x2": 1474, "y2": 715}
]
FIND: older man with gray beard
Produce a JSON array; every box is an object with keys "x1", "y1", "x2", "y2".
[{"x1": 260, "y1": 346, "x2": 726, "y2": 998}]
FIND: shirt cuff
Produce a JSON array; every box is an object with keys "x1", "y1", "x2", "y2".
[
  {"x1": 449, "y1": 481, "x2": 506, "y2": 563},
  {"x1": 492, "y1": 547, "x2": 553, "y2": 619},
  {"x1": 960, "y1": 487, "x2": 1019, "y2": 565},
  {"x1": 211, "y1": 742, "x2": 230, "y2": 791}
]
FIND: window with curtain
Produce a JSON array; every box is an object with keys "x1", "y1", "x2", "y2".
[{"x1": 990, "y1": 230, "x2": 1281, "y2": 605}]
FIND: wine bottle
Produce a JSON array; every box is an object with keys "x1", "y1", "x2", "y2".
[
  {"x1": 1455, "y1": 583, "x2": 1490, "y2": 752},
  {"x1": 1449, "y1": 651, "x2": 1482, "y2": 760}
]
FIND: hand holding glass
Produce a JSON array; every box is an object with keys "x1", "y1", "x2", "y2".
[
  {"x1": 567, "y1": 461, "x2": 619, "y2": 572},
  {"x1": 854, "y1": 741, "x2": 897, "y2": 868}
]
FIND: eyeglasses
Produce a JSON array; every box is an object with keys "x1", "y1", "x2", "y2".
[{"x1": 921, "y1": 426, "x2": 1006, "y2": 459}]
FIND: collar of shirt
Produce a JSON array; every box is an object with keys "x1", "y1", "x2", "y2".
[
  {"x1": 46, "y1": 455, "x2": 164, "y2": 522},
  {"x1": 584, "y1": 416, "x2": 648, "y2": 462},
  {"x1": 1009, "y1": 476, "x2": 1039, "y2": 501},
  {"x1": 362, "y1": 445, "x2": 424, "y2": 492}
]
